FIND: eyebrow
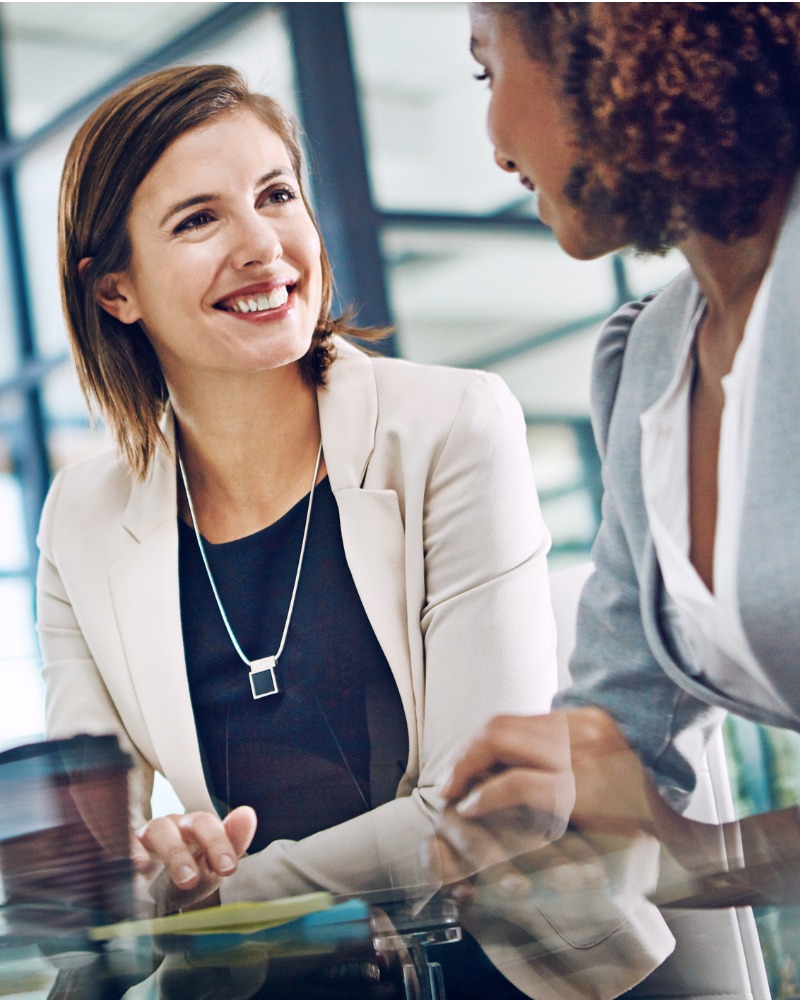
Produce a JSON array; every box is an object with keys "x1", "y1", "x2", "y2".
[{"x1": 158, "y1": 168, "x2": 293, "y2": 228}]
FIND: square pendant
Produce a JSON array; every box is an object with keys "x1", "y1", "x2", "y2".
[{"x1": 249, "y1": 656, "x2": 279, "y2": 699}]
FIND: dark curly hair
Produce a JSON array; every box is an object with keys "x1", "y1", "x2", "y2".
[{"x1": 501, "y1": 3, "x2": 800, "y2": 252}]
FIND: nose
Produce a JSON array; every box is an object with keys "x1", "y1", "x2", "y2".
[
  {"x1": 494, "y1": 150, "x2": 518, "y2": 174},
  {"x1": 231, "y1": 212, "x2": 282, "y2": 270}
]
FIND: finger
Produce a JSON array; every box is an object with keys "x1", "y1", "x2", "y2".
[
  {"x1": 177, "y1": 812, "x2": 239, "y2": 877},
  {"x1": 455, "y1": 766, "x2": 575, "y2": 829},
  {"x1": 130, "y1": 829, "x2": 158, "y2": 875},
  {"x1": 137, "y1": 815, "x2": 202, "y2": 889},
  {"x1": 435, "y1": 806, "x2": 530, "y2": 876},
  {"x1": 222, "y1": 805, "x2": 258, "y2": 858},
  {"x1": 441, "y1": 713, "x2": 570, "y2": 801}
]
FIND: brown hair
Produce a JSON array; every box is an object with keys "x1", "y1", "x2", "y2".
[
  {"x1": 497, "y1": 3, "x2": 800, "y2": 252},
  {"x1": 59, "y1": 64, "x2": 370, "y2": 478}
]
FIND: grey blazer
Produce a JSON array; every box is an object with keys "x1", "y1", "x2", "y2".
[{"x1": 560, "y1": 176, "x2": 800, "y2": 808}]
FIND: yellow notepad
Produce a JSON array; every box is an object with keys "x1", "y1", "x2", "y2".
[{"x1": 90, "y1": 890, "x2": 333, "y2": 940}]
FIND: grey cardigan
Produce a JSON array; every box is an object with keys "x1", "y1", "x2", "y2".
[{"x1": 560, "y1": 175, "x2": 800, "y2": 808}]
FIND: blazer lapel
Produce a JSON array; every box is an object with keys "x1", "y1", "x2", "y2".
[
  {"x1": 109, "y1": 414, "x2": 214, "y2": 814},
  {"x1": 318, "y1": 343, "x2": 416, "y2": 750}
]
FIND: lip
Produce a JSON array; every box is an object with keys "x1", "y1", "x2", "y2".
[
  {"x1": 213, "y1": 279, "x2": 299, "y2": 323},
  {"x1": 520, "y1": 176, "x2": 535, "y2": 192}
]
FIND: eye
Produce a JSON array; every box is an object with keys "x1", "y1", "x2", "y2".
[
  {"x1": 473, "y1": 69, "x2": 491, "y2": 84},
  {"x1": 173, "y1": 210, "x2": 215, "y2": 235},
  {"x1": 261, "y1": 185, "x2": 298, "y2": 207}
]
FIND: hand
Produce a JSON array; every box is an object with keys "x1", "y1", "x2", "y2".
[
  {"x1": 132, "y1": 805, "x2": 257, "y2": 912},
  {"x1": 429, "y1": 712, "x2": 573, "y2": 887}
]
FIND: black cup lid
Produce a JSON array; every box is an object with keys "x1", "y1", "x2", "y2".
[{"x1": 0, "y1": 734, "x2": 133, "y2": 781}]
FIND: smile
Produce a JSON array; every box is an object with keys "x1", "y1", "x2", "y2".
[{"x1": 215, "y1": 285, "x2": 293, "y2": 314}]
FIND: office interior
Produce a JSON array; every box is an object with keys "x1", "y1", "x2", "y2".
[{"x1": 0, "y1": 3, "x2": 798, "y2": 994}]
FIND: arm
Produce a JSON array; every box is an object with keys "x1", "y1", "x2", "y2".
[
  {"x1": 219, "y1": 372, "x2": 558, "y2": 903},
  {"x1": 37, "y1": 472, "x2": 254, "y2": 907},
  {"x1": 437, "y1": 296, "x2": 726, "y2": 884},
  {"x1": 37, "y1": 471, "x2": 156, "y2": 832}
]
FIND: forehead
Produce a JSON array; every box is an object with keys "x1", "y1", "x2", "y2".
[
  {"x1": 469, "y1": 4, "x2": 530, "y2": 65},
  {"x1": 134, "y1": 110, "x2": 294, "y2": 208}
]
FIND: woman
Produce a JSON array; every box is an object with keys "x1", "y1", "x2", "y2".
[
  {"x1": 438, "y1": 0, "x2": 800, "y2": 991},
  {"x1": 38, "y1": 64, "x2": 555, "y2": 997}
]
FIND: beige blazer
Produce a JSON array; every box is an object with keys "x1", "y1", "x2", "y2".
[
  {"x1": 36, "y1": 339, "x2": 670, "y2": 998},
  {"x1": 37, "y1": 339, "x2": 555, "y2": 892}
]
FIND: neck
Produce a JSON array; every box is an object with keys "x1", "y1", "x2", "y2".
[
  {"x1": 679, "y1": 175, "x2": 794, "y2": 331},
  {"x1": 170, "y1": 363, "x2": 323, "y2": 542}
]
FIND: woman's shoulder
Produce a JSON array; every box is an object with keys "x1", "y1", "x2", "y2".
[
  {"x1": 591, "y1": 269, "x2": 697, "y2": 449},
  {"x1": 38, "y1": 445, "x2": 140, "y2": 549},
  {"x1": 333, "y1": 336, "x2": 518, "y2": 418}
]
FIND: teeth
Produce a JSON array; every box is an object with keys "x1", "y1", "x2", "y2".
[{"x1": 227, "y1": 286, "x2": 290, "y2": 313}]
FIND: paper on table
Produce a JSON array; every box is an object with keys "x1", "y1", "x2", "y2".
[{"x1": 89, "y1": 890, "x2": 333, "y2": 940}]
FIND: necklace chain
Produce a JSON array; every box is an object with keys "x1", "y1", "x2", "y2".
[{"x1": 178, "y1": 442, "x2": 323, "y2": 697}]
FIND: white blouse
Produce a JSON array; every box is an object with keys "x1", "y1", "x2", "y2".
[{"x1": 639, "y1": 269, "x2": 797, "y2": 718}]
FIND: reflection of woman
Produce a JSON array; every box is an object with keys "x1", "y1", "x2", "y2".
[
  {"x1": 440, "y1": 2, "x2": 800, "y2": 994},
  {"x1": 38, "y1": 64, "x2": 555, "y2": 997}
]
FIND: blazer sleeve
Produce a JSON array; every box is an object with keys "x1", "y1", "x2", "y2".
[
  {"x1": 221, "y1": 372, "x2": 558, "y2": 903},
  {"x1": 36, "y1": 471, "x2": 156, "y2": 830},
  {"x1": 557, "y1": 299, "x2": 724, "y2": 808}
]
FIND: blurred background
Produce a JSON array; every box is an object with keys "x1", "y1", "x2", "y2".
[{"x1": 0, "y1": 3, "x2": 796, "y2": 993}]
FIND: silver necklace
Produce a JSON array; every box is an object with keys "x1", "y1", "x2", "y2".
[{"x1": 178, "y1": 442, "x2": 323, "y2": 699}]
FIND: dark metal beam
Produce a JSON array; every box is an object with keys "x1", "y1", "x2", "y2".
[
  {"x1": 286, "y1": 3, "x2": 395, "y2": 353},
  {"x1": 380, "y1": 209, "x2": 552, "y2": 236},
  {"x1": 0, "y1": 18, "x2": 52, "y2": 582},
  {"x1": 451, "y1": 310, "x2": 611, "y2": 372},
  {"x1": 0, "y1": 2, "x2": 265, "y2": 171},
  {"x1": 0, "y1": 351, "x2": 69, "y2": 399}
]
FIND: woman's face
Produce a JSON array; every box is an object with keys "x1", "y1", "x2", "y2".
[
  {"x1": 469, "y1": 5, "x2": 623, "y2": 260},
  {"x1": 102, "y1": 109, "x2": 323, "y2": 385}
]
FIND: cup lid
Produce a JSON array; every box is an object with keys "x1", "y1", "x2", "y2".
[{"x1": 0, "y1": 733, "x2": 133, "y2": 781}]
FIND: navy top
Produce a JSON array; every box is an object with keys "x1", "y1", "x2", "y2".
[{"x1": 178, "y1": 477, "x2": 408, "y2": 854}]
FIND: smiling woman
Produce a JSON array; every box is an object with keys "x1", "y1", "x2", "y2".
[{"x1": 37, "y1": 65, "x2": 557, "y2": 998}]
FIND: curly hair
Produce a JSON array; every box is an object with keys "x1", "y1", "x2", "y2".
[
  {"x1": 60, "y1": 65, "x2": 381, "y2": 479},
  {"x1": 504, "y1": 3, "x2": 800, "y2": 252}
]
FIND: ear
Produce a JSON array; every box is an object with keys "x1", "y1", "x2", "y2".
[{"x1": 94, "y1": 270, "x2": 142, "y2": 325}]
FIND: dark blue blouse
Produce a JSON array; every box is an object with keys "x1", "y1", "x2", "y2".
[{"x1": 178, "y1": 478, "x2": 408, "y2": 854}]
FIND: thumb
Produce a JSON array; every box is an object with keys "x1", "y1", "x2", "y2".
[{"x1": 223, "y1": 805, "x2": 258, "y2": 857}]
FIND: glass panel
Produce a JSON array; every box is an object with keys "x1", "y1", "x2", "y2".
[
  {"x1": 0, "y1": 202, "x2": 23, "y2": 381},
  {"x1": 188, "y1": 6, "x2": 296, "y2": 113},
  {"x1": 528, "y1": 423, "x2": 597, "y2": 560},
  {"x1": 2, "y1": 2, "x2": 227, "y2": 138},
  {"x1": 348, "y1": 1, "x2": 526, "y2": 214},
  {"x1": 0, "y1": 472, "x2": 27, "y2": 573},
  {"x1": 15, "y1": 128, "x2": 71, "y2": 358},
  {"x1": 0, "y1": 577, "x2": 41, "y2": 751},
  {"x1": 723, "y1": 717, "x2": 800, "y2": 996},
  {"x1": 385, "y1": 225, "x2": 617, "y2": 381}
]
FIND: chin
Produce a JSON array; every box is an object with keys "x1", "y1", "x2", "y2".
[{"x1": 555, "y1": 224, "x2": 623, "y2": 262}]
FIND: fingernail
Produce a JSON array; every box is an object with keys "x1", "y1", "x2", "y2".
[
  {"x1": 177, "y1": 865, "x2": 196, "y2": 885},
  {"x1": 218, "y1": 854, "x2": 236, "y2": 874},
  {"x1": 455, "y1": 791, "x2": 480, "y2": 816}
]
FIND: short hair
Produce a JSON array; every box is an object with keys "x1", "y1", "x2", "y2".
[
  {"x1": 501, "y1": 2, "x2": 800, "y2": 253},
  {"x1": 59, "y1": 65, "x2": 365, "y2": 478}
]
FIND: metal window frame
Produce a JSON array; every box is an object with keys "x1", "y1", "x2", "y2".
[{"x1": 0, "y1": 0, "x2": 614, "y2": 592}]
